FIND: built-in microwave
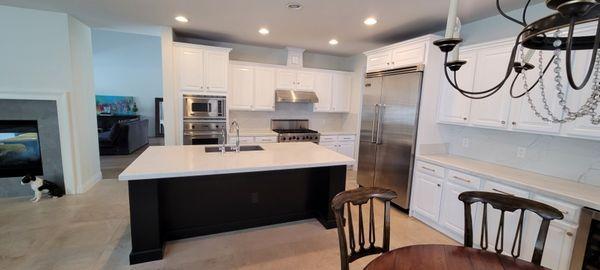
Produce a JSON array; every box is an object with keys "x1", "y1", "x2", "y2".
[{"x1": 183, "y1": 94, "x2": 226, "y2": 120}]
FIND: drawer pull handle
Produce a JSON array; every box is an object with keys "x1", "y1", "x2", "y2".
[
  {"x1": 436, "y1": 184, "x2": 441, "y2": 187},
  {"x1": 421, "y1": 166, "x2": 436, "y2": 172},
  {"x1": 492, "y1": 188, "x2": 514, "y2": 196},
  {"x1": 566, "y1": 232, "x2": 573, "y2": 237},
  {"x1": 453, "y1": 176, "x2": 471, "y2": 183}
]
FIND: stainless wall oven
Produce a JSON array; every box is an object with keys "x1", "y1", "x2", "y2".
[
  {"x1": 182, "y1": 121, "x2": 226, "y2": 145},
  {"x1": 183, "y1": 94, "x2": 226, "y2": 120}
]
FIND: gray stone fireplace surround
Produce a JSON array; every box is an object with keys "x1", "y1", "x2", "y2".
[{"x1": 0, "y1": 99, "x2": 64, "y2": 197}]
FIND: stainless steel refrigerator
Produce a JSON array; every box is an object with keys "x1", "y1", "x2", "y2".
[{"x1": 357, "y1": 65, "x2": 424, "y2": 210}]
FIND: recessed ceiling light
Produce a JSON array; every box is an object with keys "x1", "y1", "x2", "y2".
[
  {"x1": 287, "y1": 2, "x2": 303, "y2": 10},
  {"x1": 329, "y1": 39, "x2": 339, "y2": 46},
  {"x1": 258, "y1": 28, "x2": 270, "y2": 35},
  {"x1": 174, "y1": 16, "x2": 188, "y2": 23},
  {"x1": 364, "y1": 17, "x2": 378, "y2": 26}
]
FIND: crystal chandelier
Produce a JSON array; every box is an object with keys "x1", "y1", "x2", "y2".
[{"x1": 433, "y1": 0, "x2": 600, "y2": 125}]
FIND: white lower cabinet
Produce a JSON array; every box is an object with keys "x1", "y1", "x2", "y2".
[
  {"x1": 412, "y1": 172, "x2": 443, "y2": 222},
  {"x1": 319, "y1": 135, "x2": 356, "y2": 158},
  {"x1": 411, "y1": 160, "x2": 580, "y2": 267}
]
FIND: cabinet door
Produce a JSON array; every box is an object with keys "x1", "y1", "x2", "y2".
[
  {"x1": 296, "y1": 71, "x2": 315, "y2": 90},
  {"x1": 313, "y1": 72, "x2": 333, "y2": 112},
  {"x1": 321, "y1": 142, "x2": 338, "y2": 152},
  {"x1": 560, "y1": 48, "x2": 600, "y2": 139},
  {"x1": 521, "y1": 218, "x2": 577, "y2": 270},
  {"x1": 175, "y1": 46, "x2": 204, "y2": 91},
  {"x1": 253, "y1": 67, "x2": 276, "y2": 111},
  {"x1": 440, "y1": 181, "x2": 474, "y2": 238},
  {"x1": 203, "y1": 50, "x2": 228, "y2": 93},
  {"x1": 476, "y1": 181, "x2": 530, "y2": 257},
  {"x1": 337, "y1": 142, "x2": 355, "y2": 158},
  {"x1": 276, "y1": 69, "x2": 297, "y2": 90},
  {"x1": 229, "y1": 65, "x2": 254, "y2": 111},
  {"x1": 437, "y1": 51, "x2": 476, "y2": 124},
  {"x1": 509, "y1": 50, "x2": 563, "y2": 134},
  {"x1": 391, "y1": 42, "x2": 425, "y2": 68},
  {"x1": 366, "y1": 51, "x2": 392, "y2": 72},
  {"x1": 412, "y1": 172, "x2": 444, "y2": 222},
  {"x1": 469, "y1": 44, "x2": 513, "y2": 129},
  {"x1": 332, "y1": 73, "x2": 352, "y2": 112}
]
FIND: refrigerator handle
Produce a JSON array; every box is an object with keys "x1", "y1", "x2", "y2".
[
  {"x1": 376, "y1": 104, "x2": 385, "y2": 144},
  {"x1": 371, "y1": 104, "x2": 380, "y2": 143}
]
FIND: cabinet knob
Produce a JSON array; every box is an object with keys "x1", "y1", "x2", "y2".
[
  {"x1": 512, "y1": 121, "x2": 516, "y2": 125},
  {"x1": 386, "y1": 62, "x2": 390, "y2": 65},
  {"x1": 436, "y1": 184, "x2": 441, "y2": 187},
  {"x1": 501, "y1": 121, "x2": 506, "y2": 124},
  {"x1": 392, "y1": 62, "x2": 395, "y2": 65},
  {"x1": 463, "y1": 117, "x2": 467, "y2": 121},
  {"x1": 207, "y1": 86, "x2": 210, "y2": 89},
  {"x1": 566, "y1": 232, "x2": 573, "y2": 237}
]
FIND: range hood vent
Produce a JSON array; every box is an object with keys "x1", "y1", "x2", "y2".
[{"x1": 275, "y1": 90, "x2": 319, "y2": 103}]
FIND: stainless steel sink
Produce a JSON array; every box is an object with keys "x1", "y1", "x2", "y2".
[{"x1": 205, "y1": 145, "x2": 264, "y2": 153}]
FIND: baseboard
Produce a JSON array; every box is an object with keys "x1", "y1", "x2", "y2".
[{"x1": 78, "y1": 170, "x2": 102, "y2": 194}]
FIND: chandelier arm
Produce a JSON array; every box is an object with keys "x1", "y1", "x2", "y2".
[
  {"x1": 443, "y1": 63, "x2": 504, "y2": 99},
  {"x1": 496, "y1": 0, "x2": 526, "y2": 26},
  {"x1": 522, "y1": 0, "x2": 531, "y2": 25},
  {"x1": 564, "y1": 16, "x2": 600, "y2": 90},
  {"x1": 510, "y1": 55, "x2": 556, "y2": 98}
]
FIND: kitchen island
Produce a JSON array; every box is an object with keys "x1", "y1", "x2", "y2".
[{"x1": 119, "y1": 142, "x2": 354, "y2": 264}]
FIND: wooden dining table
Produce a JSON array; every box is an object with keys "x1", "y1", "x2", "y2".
[{"x1": 364, "y1": 244, "x2": 548, "y2": 270}]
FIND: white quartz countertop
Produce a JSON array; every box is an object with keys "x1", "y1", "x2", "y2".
[
  {"x1": 119, "y1": 142, "x2": 355, "y2": 181},
  {"x1": 417, "y1": 154, "x2": 600, "y2": 210}
]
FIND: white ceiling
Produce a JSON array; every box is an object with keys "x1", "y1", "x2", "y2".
[{"x1": 0, "y1": 0, "x2": 537, "y2": 56}]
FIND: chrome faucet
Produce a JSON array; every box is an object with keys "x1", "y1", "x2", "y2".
[
  {"x1": 230, "y1": 120, "x2": 240, "y2": 152},
  {"x1": 219, "y1": 125, "x2": 227, "y2": 154}
]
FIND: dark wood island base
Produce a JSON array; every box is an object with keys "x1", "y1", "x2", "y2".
[{"x1": 127, "y1": 165, "x2": 346, "y2": 264}]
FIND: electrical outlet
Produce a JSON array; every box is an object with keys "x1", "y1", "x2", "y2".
[
  {"x1": 517, "y1": 147, "x2": 527, "y2": 158},
  {"x1": 462, "y1": 138, "x2": 470, "y2": 148}
]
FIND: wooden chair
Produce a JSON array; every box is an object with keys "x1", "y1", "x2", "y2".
[
  {"x1": 331, "y1": 187, "x2": 397, "y2": 270},
  {"x1": 458, "y1": 191, "x2": 564, "y2": 266}
]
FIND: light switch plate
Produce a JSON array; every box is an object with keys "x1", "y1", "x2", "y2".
[
  {"x1": 462, "y1": 137, "x2": 470, "y2": 148},
  {"x1": 517, "y1": 147, "x2": 526, "y2": 158}
]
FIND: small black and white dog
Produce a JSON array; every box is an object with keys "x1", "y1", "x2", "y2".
[{"x1": 20, "y1": 174, "x2": 64, "y2": 202}]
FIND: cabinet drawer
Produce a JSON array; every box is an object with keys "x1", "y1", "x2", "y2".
[
  {"x1": 254, "y1": 136, "x2": 277, "y2": 143},
  {"x1": 414, "y1": 161, "x2": 445, "y2": 178},
  {"x1": 484, "y1": 181, "x2": 529, "y2": 198},
  {"x1": 337, "y1": 135, "x2": 356, "y2": 141},
  {"x1": 320, "y1": 135, "x2": 337, "y2": 143},
  {"x1": 447, "y1": 170, "x2": 481, "y2": 189},
  {"x1": 230, "y1": 136, "x2": 255, "y2": 144},
  {"x1": 532, "y1": 195, "x2": 580, "y2": 224}
]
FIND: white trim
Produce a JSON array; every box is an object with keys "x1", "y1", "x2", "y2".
[
  {"x1": 0, "y1": 90, "x2": 77, "y2": 194},
  {"x1": 173, "y1": 42, "x2": 232, "y2": 52},
  {"x1": 363, "y1": 34, "x2": 442, "y2": 56},
  {"x1": 79, "y1": 170, "x2": 102, "y2": 193}
]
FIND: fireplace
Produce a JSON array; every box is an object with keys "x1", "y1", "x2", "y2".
[{"x1": 0, "y1": 120, "x2": 44, "y2": 177}]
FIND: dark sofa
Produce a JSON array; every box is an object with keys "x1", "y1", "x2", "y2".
[{"x1": 99, "y1": 119, "x2": 149, "y2": 155}]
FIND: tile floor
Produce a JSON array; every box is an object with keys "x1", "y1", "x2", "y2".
[{"x1": 0, "y1": 170, "x2": 456, "y2": 270}]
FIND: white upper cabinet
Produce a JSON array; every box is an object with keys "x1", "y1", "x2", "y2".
[
  {"x1": 313, "y1": 72, "x2": 333, "y2": 112},
  {"x1": 253, "y1": 67, "x2": 276, "y2": 111},
  {"x1": 173, "y1": 43, "x2": 230, "y2": 94},
  {"x1": 365, "y1": 39, "x2": 428, "y2": 72},
  {"x1": 229, "y1": 63, "x2": 276, "y2": 111},
  {"x1": 276, "y1": 69, "x2": 314, "y2": 91},
  {"x1": 437, "y1": 51, "x2": 476, "y2": 124},
  {"x1": 331, "y1": 73, "x2": 352, "y2": 112},
  {"x1": 229, "y1": 64, "x2": 254, "y2": 110},
  {"x1": 509, "y1": 50, "x2": 563, "y2": 134},
  {"x1": 469, "y1": 43, "x2": 513, "y2": 129},
  {"x1": 366, "y1": 51, "x2": 393, "y2": 72}
]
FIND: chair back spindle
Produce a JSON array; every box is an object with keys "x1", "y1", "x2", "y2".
[
  {"x1": 459, "y1": 191, "x2": 563, "y2": 266},
  {"x1": 332, "y1": 187, "x2": 397, "y2": 270}
]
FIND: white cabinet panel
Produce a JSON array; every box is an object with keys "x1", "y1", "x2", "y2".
[
  {"x1": 560, "y1": 49, "x2": 600, "y2": 139},
  {"x1": 391, "y1": 42, "x2": 425, "y2": 68},
  {"x1": 522, "y1": 218, "x2": 577, "y2": 270},
  {"x1": 253, "y1": 67, "x2": 276, "y2": 111},
  {"x1": 320, "y1": 142, "x2": 338, "y2": 152},
  {"x1": 332, "y1": 73, "x2": 352, "y2": 112},
  {"x1": 176, "y1": 47, "x2": 204, "y2": 91},
  {"x1": 440, "y1": 181, "x2": 474, "y2": 238},
  {"x1": 469, "y1": 44, "x2": 513, "y2": 129},
  {"x1": 414, "y1": 161, "x2": 446, "y2": 178},
  {"x1": 366, "y1": 51, "x2": 392, "y2": 72},
  {"x1": 313, "y1": 72, "x2": 333, "y2": 112},
  {"x1": 254, "y1": 136, "x2": 277, "y2": 143},
  {"x1": 412, "y1": 172, "x2": 444, "y2": 222},
  {"x1": 276, "y1": 69, "x2": 297, "y2": 90},
  {"x1": 229, "y1": 65, "x2": 254, "y2": 110},
  {"x1": 338, "y1": 142, "x2": 355, "y2": 158},
  {"x1": 229, "y1": 136, "x2": 255, "y2": 145},
  {"x1": 203, "y1": 50, "x2": 228, "y2": 93},
  {"x1": 296, "y1": 71, "x2": 315, "y2": 90},
  {"x1": 438, "y1": 52, "x2": 476, "y2": 125}
]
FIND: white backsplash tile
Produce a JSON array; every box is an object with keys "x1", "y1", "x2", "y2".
[
  {"x1": 229, "y1": 103, "x2": 346, "y2": 131},
  {"x1": 441, "y1": 125, "x2": 600, "y2": 186}
]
